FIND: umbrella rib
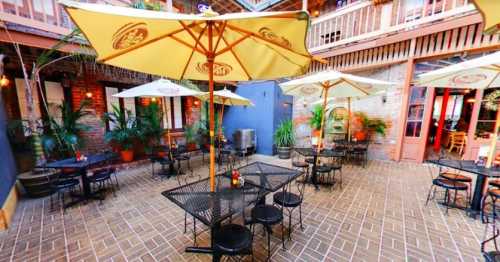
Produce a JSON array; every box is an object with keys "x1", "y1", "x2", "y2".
[
  {"x1": 179, "y1": 21, "x2": 208, "y2": 53},
  {"x1": 213, "y1": 21, "x2": 227, "y2": 53},
  {"x1": 225, "y1": 23, "x2": 311, "y2": 59},
  {"x1": 180, "y1": 24, "x2": 208, "y2": 80},
  {"x1": 214, "y1": 33, "x2": 252, "y2": 56},
  {"x1": 213, "y1": 23, "x2": 252, "y2": 80},
  {"x1": 100, "y1": 21, "x2": 204, "y2": 63},
  {"x1": 221, "y1": 34, "x2": 252, "y2": 79},
  {"x1": 341, "y1": 78, "x2": 370, "y2": 95},
  {"x1": 169, "y1": 35, "x2": 206, "y2": 55}
]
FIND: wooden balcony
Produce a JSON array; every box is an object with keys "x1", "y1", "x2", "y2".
[
  {"x1": 0, "y1": 0, "x2": 135, "y2": 36},
  {"x1": 308, "y1": 0, "x2": 477, "y2": 54}
]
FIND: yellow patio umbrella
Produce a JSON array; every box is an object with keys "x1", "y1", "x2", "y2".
[
  {"x1": 417, "y1": 51, "x2": 500, "y2": 167},
  {"x1": 197, "y1": 88, "x2": 254, "y2": 155},
  {"x1": 60, "y1": 0, "x2": 315, "y2": 191},
  {"x1": 471, "y1": 0, "x2": 500, "y2": 34}
]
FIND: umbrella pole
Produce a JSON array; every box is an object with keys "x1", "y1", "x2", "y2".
[
  {"x1": 486, "y1": 103, "x2": 500, "y2": 168},
  {"x1": 317, "y1": 84, "x2": 330, "y2": 157},
  {"x1": 347, "y1": 97, "x2": 351, "y2": 142},
  {"x1": 218, "y1": 100, "x2": 226, "y2": 162},
  {"x1": 208, "y1": 22, "x2": 216, "y2": 192},
  {"x1": 162, "y1": 97, "x2": 173, "y2": 159}
]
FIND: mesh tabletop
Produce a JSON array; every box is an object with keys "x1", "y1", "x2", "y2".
[
  {"x1": 427, "y1": 159, "x2": 500, "y2": 178},
  {"x1": 42, "y1": 153, "x2": 114, "y2": 169},
  {"x1": 295, "y1": 148, "x2": 344, "y2": 158},
  {"x1": 162, "y1": 175, "x2": 261, "y2": 227},
  {"x1": 236, "y1": 162, "x2": 302, "y2": 192}
]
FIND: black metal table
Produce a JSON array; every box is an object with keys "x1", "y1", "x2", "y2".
[
  {"x1": 42, "y1": 153, "x2": 114, "y2": 207},
  {"x1": 161, "y1": 162, "x2": 301, "y2": 261},
  {"x1": 427, "y1": 159, "x2": 500, "y2": 218},
  {"x1": 294, "y1": 148, "x2": 344, "y2": 190}
]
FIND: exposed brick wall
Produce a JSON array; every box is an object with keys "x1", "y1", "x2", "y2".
[{"x1": 184, "y1": 96, "x2": 201, "y2": 126}]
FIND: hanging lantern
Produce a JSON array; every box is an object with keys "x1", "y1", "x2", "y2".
[{"x1": 0, "y1": 75, "x2": 10, "y2": 87}]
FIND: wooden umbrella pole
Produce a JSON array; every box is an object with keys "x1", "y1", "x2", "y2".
[
  {"x1": 208, "y1": 22, "x2": 216, "y2": 192},
  {"x1": 162, "y1": 97, "x2": 173, "y2": 159},
  {"x1": 218, "y1": 99, "x2": 226, "y2": 159},
  {"x1": 486, "y1": 103, "x2": 500, "y2": 168},
  {"x1": 347, "y1": 97, "x2": 351, "y2": 142},
  {"x1": 317, "y1": 84, "x2": 330, "y2": 161}
]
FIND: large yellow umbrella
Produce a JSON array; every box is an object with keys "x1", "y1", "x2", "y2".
[
  {"x1": 472, "y1": 0, "x2": 500, "y2": 34},
  {"x1": 60, "y1": 0, "x2": 315, "y2": 191}
]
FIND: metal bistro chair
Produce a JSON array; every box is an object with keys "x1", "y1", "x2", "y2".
[
  {"x1": 291, "y1": 149, "x2": 310, "y2": 183},
  {"x1": 436, "y1": 149, "x2": 472, "y2": 205},
  {"x1": 174, "y1": 145, "x2": 193, "y2": 175},
  {"x1": 213, "y1": 224, "x2": 254, "y2": 261},
  {"x1": 47, "y1": 169, "x2": 81, "y2": 212},
  {"x1": 348, "y1": 140, "x2": 369, "y2": 168},
  {"x1": 250, "y1": 204, "x2": 285, "y2": 259},
  {"x1": 481, "y1": 188, "x2": 500, "y2": 262},
  {"x1": 325, "y1": 150, "x2": 344, "y2": 189},
  {"x1": 425, "y1": 162, "x2": 470, "y2": 215},
  {"x1": 273, "y1": 172, "x2": 306, "y2": 241},
  {"x1": 89, "y1": 154, "x2": 119, "y2": 203}
]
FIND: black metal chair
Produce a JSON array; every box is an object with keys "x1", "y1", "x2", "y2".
[
  {"x1": 324, "y1": 152, "x2": 344, "y2": 189},
  {"x1": 213, "y1": 224, "x2": 253, "y2": 261},
  {"x1": 250, "y1": 204, "x2": 285, "y2": 259},
  {"x1": 89, "y1": 155, "x2": 119, "y2": 203},
  {"x1": 273, "y1": 173, "x2": 306, "y2": 241},
  {"x1": 482, "y1": 189, "x2": 500, "y2": 262},
  {"x1": 291, "y1": 149, "x2": 309, "y2": 183},
  {"x1": 174, "y1": 145, "x2": 192, "y2": 175},
  {"x1": 348, "y1": 141, "x2": 368, "y2": 168},
  {"x1": 425, "y1": 163, "x2": 470, "y2": 214},
  {"x1": 48, "y1": 171, "x2": 81, "y2": 212}
]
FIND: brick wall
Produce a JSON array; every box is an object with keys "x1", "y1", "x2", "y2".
[{"x1": 292, "y1": 62, "x2": 407, "y2": 160}]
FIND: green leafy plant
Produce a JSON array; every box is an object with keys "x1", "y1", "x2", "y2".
[
  {"x1": 137, "y1": 103, "x2": 164, "y2": 152},
  {"x1": 184, "y1": 123, "x2": 199, "y2": 144},
  {"x1": 354, "y1": 112, "x2": 387, "y2": 136},
  {"x1": 309, "y1": 105, "x2": 323, "y2": 131},
  {"x1": 274, "y1": 120, "x2": 295, "y2": 148},
  {"x1": 102, "y1": 104, "x2": 140, "y2": 150},
  {"x1": 43, "y1": 100, "x2": 92, "y2": 157}
]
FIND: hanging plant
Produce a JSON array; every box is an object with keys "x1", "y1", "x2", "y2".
[{"x1": 484, "y1": 90, "x2": 500, "y2": 111}]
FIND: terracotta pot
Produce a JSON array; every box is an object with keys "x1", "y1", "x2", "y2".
[
  {"x1": 187, "y1": 143, "x2": 198, "y2": 151},
  {"x1": 157, "y1": 151, "x2": 167, "y2": 158},
  {"x1": 311, "y1": 129, "x2": 321, "y2": 138},
  {"x1": 120, "y1": 150, "x2": 134, "y2": 162},
  {"x1": 354, "y1": 131, "x2": 367, "y2": 141}
]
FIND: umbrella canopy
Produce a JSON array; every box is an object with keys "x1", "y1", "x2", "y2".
[
  {"x1": 197, "y1": 88, "x2": 254, "y2": 106},
  {"x1": 472, "y1": 0, "x2": 500, "y2": 34},
  {"x1": 61, "y1": 0, "x2": 315, "y2": 192},
  {"x1": 417, "y1": 51, "x2": 500, "y2": 89},
  {"x1": 281, "y1": 70, "x2": 393, "y2": 145},
  {"x1": 417, "y1": 51, "x2": 500, "y2": 167},
  {"x1": 113, "y1": 79, "x2": 201, "y2": 98}
]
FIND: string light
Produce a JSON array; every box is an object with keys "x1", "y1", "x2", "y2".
[{"x1": 151, "y1": 97, "x2": 157, "y2": 102}]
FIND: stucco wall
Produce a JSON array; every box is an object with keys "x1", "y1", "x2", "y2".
[
  {"x1": 292, "y1": 63, "x2": 407, "y2": 160},
  {"x1": 223, "y1": 81, "x2": 292, "y2": 155},
  {"x1": 0, "y1": 96, "x2": 17, "y2": 206}
]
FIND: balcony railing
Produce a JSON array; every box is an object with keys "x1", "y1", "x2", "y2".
[
  {"x1": 0, "y1": 0, "x2": 135, "y2": 36},
  {"x1": 308, "y1": 0, "x2": 477, "y2": 53}
]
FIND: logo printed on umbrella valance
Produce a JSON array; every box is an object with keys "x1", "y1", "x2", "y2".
[
  {"x1": 300, "y1": 85, "x2": 320, "y2": 95},
  {"x1": 451, "y1": 73, "x2": 487, "y2": 85},
  {"x1": 259, "y1": 27, "x2": 291, "y2": 48},
  {"x1": 112, "y1": 22, "x2": 148, "y2": 50},
  {"x1": 196, "y1": 62, "x2": 233, "y2": 76}
]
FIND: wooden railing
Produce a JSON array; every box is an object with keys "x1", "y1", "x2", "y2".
[
  {"x1": 308, "y1": 0, "x2": 477, "y2": 53},
  {"x1": 0, "y1": 0, "x2": 138, "y2": 36}
]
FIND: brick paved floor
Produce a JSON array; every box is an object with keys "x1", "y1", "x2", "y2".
[{"x1": 0, "y1": 154, "x2": 487, "y2": 262}]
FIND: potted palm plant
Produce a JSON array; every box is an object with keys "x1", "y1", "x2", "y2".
[
  {"x1": 184, "y1": 123, "x2": 198, "y2": 151},
  {"x1": 103, "y1": 104, "x2": 140, "y2": 162},
  {"x1": 353, "y1": 112, "x2": 387, "y2": 141},
  {"x1": 137, "y1": 103, "x2": 165, "y2": 156},
  {"x1": 309, "y1": 105, "x2": 323, "y2": 144},
  {"x1": 274, "y1": 120, "x2": 295, "y2": 159}
]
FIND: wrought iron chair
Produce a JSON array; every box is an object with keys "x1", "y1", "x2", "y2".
[
  {"x1": 273, "y1": 172, "x2": 306, "y2": 241},
  {"x1": 174, "y1": 145, "x2": 193, "y2": 175},
  {"x1": 291, "y1": 149, "x2": 310, "y2": 183},
  {"x1": 213, "y1": 224, "x2": 254, "y2": 261},
  {"x1": 89, "y1": 154, "x2": 119, "y2": 202},
  {"x1": 250, "y1": 204, "x2": 285, "y2": 259},
  {"x1": 47, "y1": 170, "x2": 81, "y2": 212},
  {"x1": 482, "y1": 189, "x2": 500, "y2": 262}
]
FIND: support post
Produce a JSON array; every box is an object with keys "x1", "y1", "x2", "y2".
[
  {"x1": 208, "y1": 22, "x2": 216, "y2": 192},
  {"x1": 486, "y1": 104, "x2": 500, "y2": 168},
  {"x1": 302, "y1": 0, "x2": 308, "y2": 11},
  {"x1": 434, "y1": 88, "x2": 449, "y2": 152}
]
